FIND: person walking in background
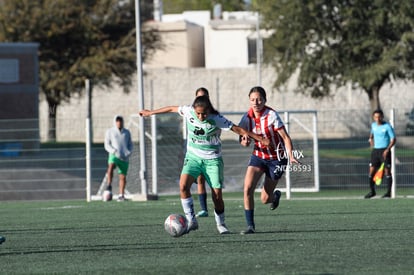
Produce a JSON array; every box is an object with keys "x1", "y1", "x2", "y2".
[
  {"x1": 139, "y1": 95, "x2": 269, "y2": 234},
  {"x1": 104, "y1": 115, "x2": 133, "y2": 202},
  {"x1": 194, "y1": 87, "x2": 209, "y2": 218},
  {"x1": 365, "y1": 109, "x2": 396, "y2": 199},
  {"x1": 239, "y1": 86, "x2": 299, "y2": 234}
]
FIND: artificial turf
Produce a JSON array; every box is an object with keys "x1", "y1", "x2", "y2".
[{"x1": 0, "y1": 193, "x2": 413, "y2": 274}]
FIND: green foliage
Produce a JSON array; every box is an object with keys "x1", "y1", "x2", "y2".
[
  {"x1": 162, "y1": 0, "x2": 251, "y2": 14},
  {"x1": 0, "y1": 0, "x2": 160, "y2": 106},
  {"x1": 255, "y1": 0, "x2": 414, "y2": 110}
]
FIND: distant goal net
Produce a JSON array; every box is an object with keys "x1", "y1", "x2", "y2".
[
  {"x1": 88, "y1": 110, "x2": 319, "y2": 200},
  {"x1": 90, "y1": 115, "x2": 147, "y2": 201}
]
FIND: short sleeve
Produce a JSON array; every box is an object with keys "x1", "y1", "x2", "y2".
[{"x1": 178, "y1": 105, "x2": 191, "y2": 117}]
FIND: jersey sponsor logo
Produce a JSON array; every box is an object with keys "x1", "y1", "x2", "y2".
[
  {"x1": 193, "y1": 126, "x2": 205, "y2": 135},
  {"x1": 191, "y1": 135, "x2": 220, "y2": 145}
]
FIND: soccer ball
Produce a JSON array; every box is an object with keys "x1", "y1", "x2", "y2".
[
  {"x1": 164, "y1": 213, "x2": 188, "y2": 237},
  {"x1": 102, "y1": 190, "x2": 113, "y2": 201}
]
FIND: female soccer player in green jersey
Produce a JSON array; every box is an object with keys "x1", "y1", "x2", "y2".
[{"x1": 139, "y1": 95, "x2": 268, "y2": 234}]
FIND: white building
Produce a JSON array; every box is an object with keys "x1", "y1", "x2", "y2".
[{"x1": 144, "y1": 10, "x2": 265, "y2": 69}]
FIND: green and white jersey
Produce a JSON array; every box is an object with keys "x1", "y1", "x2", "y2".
[{"x1": 178, "y1": 105, "x2": 234, "y2": 159}]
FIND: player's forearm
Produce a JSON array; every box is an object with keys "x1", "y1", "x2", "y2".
[
  {"x1": 104, "y1": 144, "x2": 116, "y2": 154},
  {"x1": 104, "y1": 138, "x2": 116, "y2": 154},
  {"x1": 386, "y1": 138, "x2": 396, "y2": 151},
  {"x1": 232, "y1": 125, "x2": 263, "y2": 143},
  {"x1": 139, "y1": 106, "x2": 178, "y2": 116},
  {"x1": 284, "y1": 138, "x2": 295, "y2": 159},
  {"x1": 368, "y1": 135, "x2": 374, "y2": 147},
  {"x1": 248, "y1": 132, "x2": 265, "y2": 143}
]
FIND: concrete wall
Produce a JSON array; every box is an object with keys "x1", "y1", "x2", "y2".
[{"x1": 38, "y1": 66, "x2": 414, "y2": 143}]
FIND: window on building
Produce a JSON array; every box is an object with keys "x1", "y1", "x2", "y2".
[{"x1": 247, "y1": 38, "x2": 257, "y2": 64}]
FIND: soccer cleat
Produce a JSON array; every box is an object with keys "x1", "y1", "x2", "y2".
[
  {"x1": 186, "y1": 220, "x2": 199, "y2": 233},
  {"x1": 364, "y1": 191, "x2": 376, "y2": 199},
  {"x1": 196, "y1": 210, "x2": 209, "y2": 217},
  {"x1": 117, "y1": 195, "x2": 126, "y2": 202},
  {"x1": 0, "y1": 236, "x2": 5, "y2": 245},
  {"x1": 382, "y1": 192, "x2": 391, "y2": 198},
  {"x1": 106, "y1": 185, "x2": 112, "y2": 191},
  {"x1": 240, "y1": 226, "x2": 255, "y2": 235},
  {"x1": 270, "y1": 190, "x2": 282, "y2": 210},
  {"x1": 217, "y1": 224, "x2": 230, "y2": 234}
]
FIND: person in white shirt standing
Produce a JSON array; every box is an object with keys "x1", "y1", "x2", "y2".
[{"x1": 104, "y1": 115, "x2": 133, "y2": 201}]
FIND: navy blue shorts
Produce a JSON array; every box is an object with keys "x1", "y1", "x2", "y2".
[{"x1": 247, "y1": 155, "x2": 288, "y2": 181}]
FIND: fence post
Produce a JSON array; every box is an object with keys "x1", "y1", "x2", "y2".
[
  {"x1": 284, "y1": 111, "x2": 291, "y2": 199},
  {"x1": 390, "y1": 109, "x2": 396, "y2": 198},
  {"x1": 313, "y1": 111, "x2": 320, "y2": 192},
  {"x1": 85, "y1": 79, "x2": 92, "y2": 202},
  {"x1": 151, "y1": 115, "x2": 158, "y2": 195}
]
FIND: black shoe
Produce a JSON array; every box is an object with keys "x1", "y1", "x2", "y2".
[
  {"x1": 270, "y1": 190, "x2": 282, "y2": 210},
  {"x1": 364, "y1": 191, "x2": 376, "y2": 199},
  {"x1": 0, "y1": 236, "x2": 5, "y2": 245},
  {"x1": 240, "y1": 226, "x2": 255, "y2": 235},
  {"x1": 382, "y1": 192, "x2": 391, "y2": 198},
  {"x1": 106, "y1": 185, "x2": 112, "y2": 191},
  {"x1": 185, "y1": 220, "x2": 199, "y2": 234}
]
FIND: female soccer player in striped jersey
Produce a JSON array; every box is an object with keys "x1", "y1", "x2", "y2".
[
  {"x1": 139, "y1": 95, "x2": 269, "y2": 235},
  {"x1": 239, "y1": 86, "x2": 299, "y2": 234}
]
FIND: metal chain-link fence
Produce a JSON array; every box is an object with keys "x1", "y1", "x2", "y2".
[{"x1": 1, "y1": 108, "x2": 413, "y2": 200}]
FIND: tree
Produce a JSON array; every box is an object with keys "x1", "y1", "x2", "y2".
[
  {"x1": 0, "y1": 0, "x2": 161, "y2": 141},
  {"x1": 255, "y1": 0, "x2": 414, "y2": 112},
  {"x1": 162, "y1": 0, "x2": 251, "y2": 14}
]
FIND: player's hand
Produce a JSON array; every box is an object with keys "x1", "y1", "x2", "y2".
[
  {"x1": 382, "y1": 149, "x2": 389, "y2": 160},
  {"x1": 139, "y1": 110, "x2": 152, "y2": 117},
  {"x1": 289, "y1": 157, "x2": 301, "y2": 165},
  {"x1": 240, "y1": 134, "x2": 251, "y2": 147},
  {"x1": 115, "y1": 151, "x2": 122, "y2": 159},
  {"x1": 260, "y1": 137, "x2": 272, "y2": 148}
]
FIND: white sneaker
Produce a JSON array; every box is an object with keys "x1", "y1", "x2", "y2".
[
  {"x1": 217, "y1": 224, "x2": 230, "y2": 234},
  {"x1": 196, "y1": 210, "x2": 209, "y2": 217},
  {"x1": 117, "y1": 195, "x2": 126, "y2": 202}
]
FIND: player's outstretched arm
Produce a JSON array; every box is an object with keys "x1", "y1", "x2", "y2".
[
  {"x1": 231, "y1": 125, "x2": 270, "y2": 147},
  {"x1": 139, "y1": 106, "x2": 179, "y2": 117}
]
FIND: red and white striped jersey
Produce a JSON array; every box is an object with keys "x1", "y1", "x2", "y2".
[{"x1": 239, "y1": 106, "x2": 286, "y2": 160}]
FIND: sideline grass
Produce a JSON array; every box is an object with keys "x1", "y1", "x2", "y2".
[{"x1": 0, "y1": 195, "x2": 413, "y2": 274}]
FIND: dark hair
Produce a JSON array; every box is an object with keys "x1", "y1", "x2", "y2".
[
  {"x1": 195, "y1": 87, "x2": 209, "y2": 97},
  {"x1": 192, "y1": 95, "x2": 219, "y2": 115},
  {"x1": 372, "y1": 109, "x2": 384, "y2": 117},
  {"x1": 249, "y1": 86, "x2": 267, "y2": 102}
]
